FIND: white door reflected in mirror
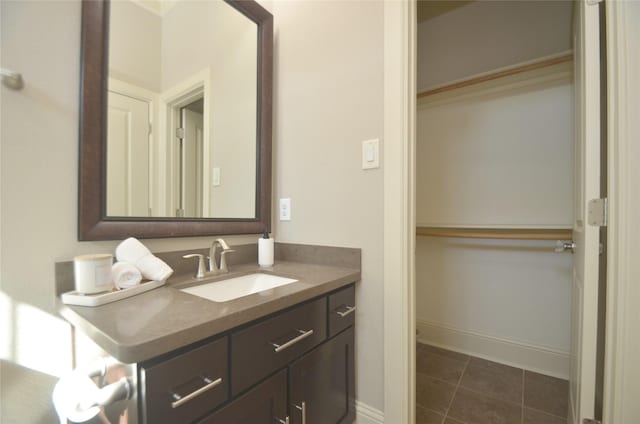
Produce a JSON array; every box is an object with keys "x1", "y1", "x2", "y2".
[
  {"x1": 106, "y1": 0, "x2": 258, "y2": 219},
  {"x1": 107, "y1": 91, "x2": 151, "y2": 216}
]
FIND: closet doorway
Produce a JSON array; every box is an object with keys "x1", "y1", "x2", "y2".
[{"x1": 414, "y1": 1, "x2": 603, "y2": 423}]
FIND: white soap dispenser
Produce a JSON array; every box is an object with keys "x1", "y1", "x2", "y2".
[{"x1": 258, "y1": 230, "x2": 274, "y2": 268}]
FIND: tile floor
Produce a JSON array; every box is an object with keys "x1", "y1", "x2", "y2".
[{"x1": 416, "y1": 343, "x2": 569, "y2": 424}]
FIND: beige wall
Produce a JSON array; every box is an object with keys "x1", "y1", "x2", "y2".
[
  {"x1": 263, "y1": 0, "x2": 385, "y2": 412},
  {"x1": 1, "y1": 0, "x2": 385, "y2": 420},
  {"x1": 109, "y1": 0, "x2": 162, "y2": 92}
]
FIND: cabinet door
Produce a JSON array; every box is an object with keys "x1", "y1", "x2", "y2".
[
  {"x1": 199, "y1": 370, "x2": 288, "y2": 424},
  {"x1": 289, "y1": 328, "x2": 355, "y2": 424}
]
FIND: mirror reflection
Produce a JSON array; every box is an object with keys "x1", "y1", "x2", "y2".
[{"x1": 106, "y1": 0, "x2": 258, "y2": 219}]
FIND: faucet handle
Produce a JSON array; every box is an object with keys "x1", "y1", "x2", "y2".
[
  {"x1": 183, "y1": 254, "x2": 206, "y2": 279},
  {"x1": 219, "y1": 249, "x2": 236, "y2": 273}
]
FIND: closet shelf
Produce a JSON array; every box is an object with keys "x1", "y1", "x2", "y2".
[
  {"x1": 416, "y1": 227, "x2": 573, "y2": 241},
  {"x1": 417, "y1": 52, "x2": 573, "y2": 99}
]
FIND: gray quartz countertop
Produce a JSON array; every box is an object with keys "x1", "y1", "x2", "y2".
[{"x1": 57, "y1": 260, "x2": 360, "y2": 364}]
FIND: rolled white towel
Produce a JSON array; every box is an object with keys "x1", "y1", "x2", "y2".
[
  {"x1": 115, "y1": 237, "x2": 151, "y2": 264},
  {"x1": 112, "y1": 262, "x2": 142, "y2": 290},
  {"x1": 115, "y1": 237, "x2": 173, "y2": 282},
  {"x1": 136, "y1": 254, "x2": 173, "y2": 282}
]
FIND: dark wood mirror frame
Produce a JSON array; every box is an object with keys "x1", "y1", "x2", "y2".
[{"x1": 78, "y1": 0, "x2": 272, "y2": 240}]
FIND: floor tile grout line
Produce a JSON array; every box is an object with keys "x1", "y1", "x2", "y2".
[
  {"x1": 418, "y1": 370, "x2": 526, "y2": 409},
  {"x1": 416, "y1": 404, "x2": 449, "y2": 424},
  {"x1": 523, "y1": 405, "x2": 570, "y2": 420},
  {"x1": 441, "y1": 354, "x2": 470, "y2": 423},
  {"x1": 430, "y1": 376, "x2": 524, "y2": 415}
]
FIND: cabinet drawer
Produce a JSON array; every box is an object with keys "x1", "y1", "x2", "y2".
[
  {"x1": 231, "y1": 297, "x2": 327, "y2": 396},
  {"x1": 141, "y1": 337, "x2": 228, "y2": 424},
  {"x1": 328, "y1": 285, "x2": 356, "y2": 337}
]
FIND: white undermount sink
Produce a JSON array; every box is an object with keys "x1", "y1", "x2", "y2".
[{"x1": 180, "y1": 273, "x2": 299, "y2": 302}]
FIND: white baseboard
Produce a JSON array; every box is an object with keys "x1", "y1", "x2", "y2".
[
  {"x1": 416, "y1": 319, "x2": 570, "y2": 379},
  {"x1": 355, "y1": 400, "x2": 384, "y2": 424}
]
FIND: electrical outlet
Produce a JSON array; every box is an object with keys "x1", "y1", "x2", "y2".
[{"x1": 279, "y1": 198, "x2": 291, "y2": 221}]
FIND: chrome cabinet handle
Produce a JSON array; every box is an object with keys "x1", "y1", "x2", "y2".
[
  {"x1": 335, "y1": 305, "x2": 356, "y2": 318},
  {"x1": 294, "y1": 401, "x2": 306, "y2": 424},
  {"x1": 170, "y1": 376, "x2": 222, "y2": 409},
  {"x1": 277, "y1": 417, "x2": 290, "y2": 424},
  {"x1": 270, "y1": 329, "x2": 314, "y2": 353}
]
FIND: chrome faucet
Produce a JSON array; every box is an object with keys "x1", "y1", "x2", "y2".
[
  {"x1": 211, "y1": 238, "x2": 235, "y2": 273},
  {"x1": 183, "y1": 238, "x2": 235, "y2": 279}
]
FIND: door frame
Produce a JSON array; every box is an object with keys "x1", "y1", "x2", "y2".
[
  {"x1": 383, "y1": 1, "x2": 640, "y2": 422},
  {"x1": 160, "y1": 69, "x2": 211, "y2": 218},
  {"x1": 382, "y1": 1, "x2": 416, "y2": 423},
  {"x1": 602, "y1": 1, "x2": 640, "y2": 423}
]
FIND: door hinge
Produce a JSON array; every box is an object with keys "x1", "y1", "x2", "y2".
[
  {"x1": 588, "y1": 198, "x2": 607, "y2": 227},
  {"x1": 583, "y1": 419, "x2": 602, "y2": 424},
  {"x1": 148, "y1": 123, "x2": 152, "y2": 136},
  {"x1": 176, "y1": 127, "x2": 185, "y2": 139}
]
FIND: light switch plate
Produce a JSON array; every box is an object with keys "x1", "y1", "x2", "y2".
[
  {"x1": 279, "y1": 198, "x2": 291, "y2": 221},
  {"x1": 362, "y1": 139, "x2": 380, "y2": 169}
]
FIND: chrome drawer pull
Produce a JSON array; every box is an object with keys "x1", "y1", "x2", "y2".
[
  {"x1": 335, "y1": 305, "x2": 356, "y2": 318},
  {"x1": 270, "y1": 329, "x2": 314, "y2": 353},
  {"x1": 277, "y1": 417, "x2": 290, "y2": 424},
  {"x1": 294, "y1": 401, "x2": 307, "y2": 424},
  {"x1": 170, "y1": 376, "x2": 223, "y2": 409}
]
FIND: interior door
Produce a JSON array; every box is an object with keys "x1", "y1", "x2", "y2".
[
  {"x1": 106, "y1": 91, "x2": 151, "y2": 216},
  {"x1": 570, "y1": 1, "x2": 602, "y2": 423}
]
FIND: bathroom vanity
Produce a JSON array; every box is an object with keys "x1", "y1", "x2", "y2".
[
  {"x1": 140, "y1": 285, "x2": 355, "y2": 424},
  {"x1": 57, "y1": 247, "x2": 359, "y2": 424}
]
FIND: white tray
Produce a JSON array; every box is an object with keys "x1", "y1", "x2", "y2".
[{"x1": 61, "y1": 280, "x2": 165, "y2": 307}]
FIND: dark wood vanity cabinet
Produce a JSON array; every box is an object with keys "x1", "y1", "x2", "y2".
[
  {"x1": 231, "y1": 297, "x2": 328, "y2": 396},
  {"x1": 289, "y1": 327, "x2": 355, "y2": 424},
  {"x1": 199, "y1": 370, "x2": 288, "y2": 424},
  {"x1": 140, "y1": 284, "x2": 356, "y2": 424}
]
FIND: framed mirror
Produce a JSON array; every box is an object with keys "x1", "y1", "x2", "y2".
[{"x1": 78, "y1": 0, "x2": 272, "y2": 240}]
